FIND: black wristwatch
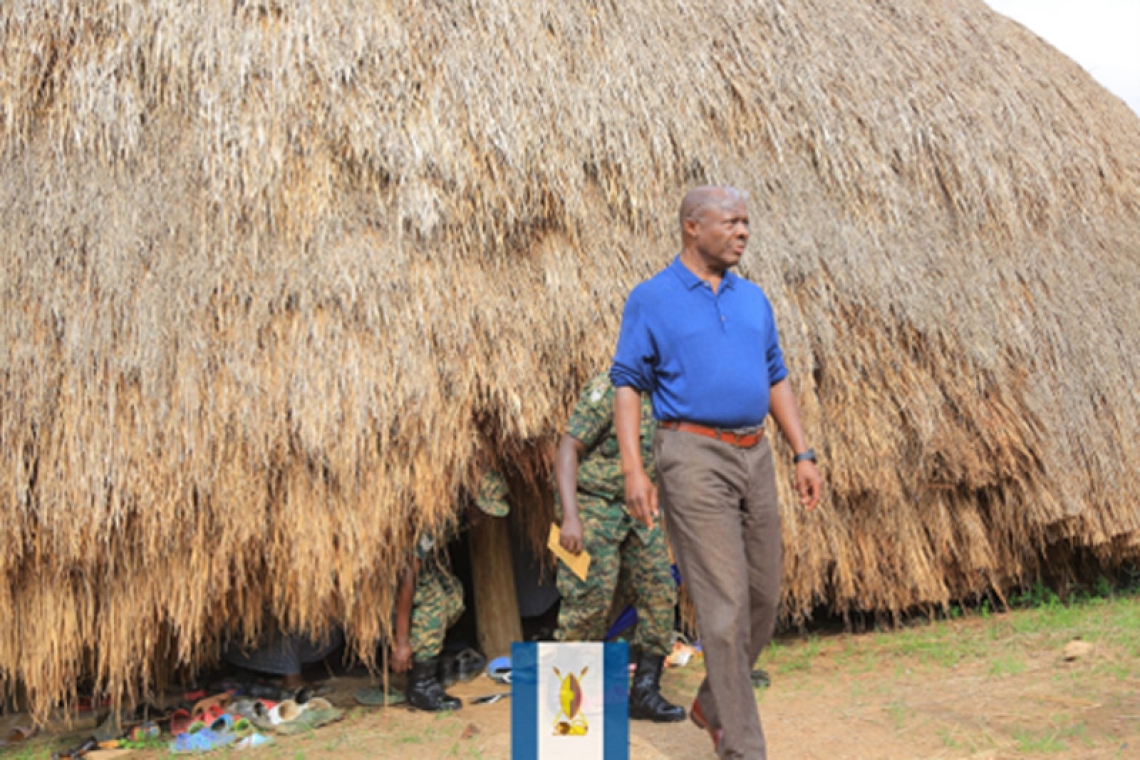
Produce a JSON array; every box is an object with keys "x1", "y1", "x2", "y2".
[{"x1": 792, "y1": 449, "x2": 817, "y2": 464}]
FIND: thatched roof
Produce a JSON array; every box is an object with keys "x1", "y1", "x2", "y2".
[{"x1": 2, "y1": 0, "x2": 1139, "y2": 716}]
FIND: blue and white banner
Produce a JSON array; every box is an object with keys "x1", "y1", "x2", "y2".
[{"x1": 512, "y1": 641, "x2": 629, "y2": 759}]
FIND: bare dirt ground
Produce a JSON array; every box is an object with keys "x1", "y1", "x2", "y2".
[{"x1": 6, "y1": 597, "x2": 1139, "y2": 759}]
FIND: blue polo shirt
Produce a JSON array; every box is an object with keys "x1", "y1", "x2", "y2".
[{"x1": 610, "y1": 256, "x2": 788, "y2": 429}]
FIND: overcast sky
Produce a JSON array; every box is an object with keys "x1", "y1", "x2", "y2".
[{"x1": 986, "y1": 0, "x2": 1140, "y2": 116}]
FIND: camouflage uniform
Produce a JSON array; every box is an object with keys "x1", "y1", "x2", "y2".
[
  {"x1": 409, "y1": 470, "x2": 510, "y2": 662},
  {"x1": 555, "y1": 373, "x2": 675, "y2": 657},
  {"x1": 408, "y1": 535, "x2": 465, "y2": 662}
]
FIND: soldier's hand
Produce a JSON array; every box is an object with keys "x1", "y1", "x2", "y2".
[
  {"x1": 624, "y1": 468, "x2": 658, "y2": 530},
  {"x1": 391, "y1": 640, "x2": 413, "y2": 673},
  {"x1": 560, "y1": 515, "x2": 584, "y2": 554}
]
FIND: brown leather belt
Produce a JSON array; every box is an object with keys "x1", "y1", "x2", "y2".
[{"x1": 659, "y1": 420, "x2": 764, "y2": 448}]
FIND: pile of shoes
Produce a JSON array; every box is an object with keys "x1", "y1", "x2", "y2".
[
  {"x1": 50, "y1": 686, "x2": 345, "y2": 757},
  {"x1": 176, "y1": 690, "x2": 344, "y2": 745}
]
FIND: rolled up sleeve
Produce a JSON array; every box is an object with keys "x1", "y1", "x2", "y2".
[
  {"x1": 765, "y1": 303, "x2": 789, "y2": 386},
  {"x1": 610, "y1": 288, "x2": 657, "y2": 392}
]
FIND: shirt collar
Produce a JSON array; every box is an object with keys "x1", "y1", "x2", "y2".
[{"x1": 668, "y1": 255, "x2": 738, "y2": 292}]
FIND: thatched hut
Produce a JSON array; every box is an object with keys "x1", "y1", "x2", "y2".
[{"x1": 2, "y1": 0, "x2": 1139, "y2": 717}]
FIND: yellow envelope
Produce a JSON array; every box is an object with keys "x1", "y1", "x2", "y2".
[{"x1": 548, "y1": 523, "x2": 591, "y2": 581}]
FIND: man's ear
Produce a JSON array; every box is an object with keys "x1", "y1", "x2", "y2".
[{"x1": 682, "y1": 216, "x2": 700, "y2": 239}]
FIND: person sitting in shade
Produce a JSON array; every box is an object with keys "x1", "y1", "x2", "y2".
[
  {"x1": 390, "y1": 470, "x2": 510, "y2": 712},
  {"x1": 222, "y1": 626, "x2": 343, "y2": 692}
]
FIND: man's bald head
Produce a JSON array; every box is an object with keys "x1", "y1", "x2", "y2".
[{"x1": 679, "y1": 186, "x2": 748, "y2": 231}]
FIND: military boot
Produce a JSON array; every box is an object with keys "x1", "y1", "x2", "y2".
[
  {"x1": 406, "y1": 658, "x2": 462, "y2": 712},
  {"x1": 629, "y1": 653, "x2": 685, "y2": 722}
]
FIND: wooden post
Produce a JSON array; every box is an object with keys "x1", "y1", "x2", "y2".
[{"x1": 468, "y1": 516, "x2": 522, "y2": 659}]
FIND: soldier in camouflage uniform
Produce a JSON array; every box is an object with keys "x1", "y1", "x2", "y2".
[
  {"x1": 392, "y1": 470, "x2": 510, "y2": 712},
  {"x1": 554, "y1": 372, "x2": 685, "y2": 722}
]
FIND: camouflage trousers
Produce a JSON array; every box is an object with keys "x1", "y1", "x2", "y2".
[
  {"x1": 410, "y1": 560, "x2": 465, "y2": 663},
  {"x1": 555, "y1": 494, "x2": 675, "y2": 657}
]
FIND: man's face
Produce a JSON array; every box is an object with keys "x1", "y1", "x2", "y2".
[{"x1": 690, "y1": 197, "x2": 750, "y2": 271}]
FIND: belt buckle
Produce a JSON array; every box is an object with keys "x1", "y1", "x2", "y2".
[{"x1": 723, "y1": 426, "x2": 758, "y2": 447}]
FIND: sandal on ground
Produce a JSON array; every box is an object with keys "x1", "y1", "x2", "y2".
[
  {"x1": 275, "y1": 702, "x2": 345, "y2": 736},
  {"x1": 0, "y1": 725, "x2": 36, "y2": 747},
  {"x1": 188, "y1": 703, "x2": 229, "y2": 733},
  {"x1": 268, "y1": 699, "x2": 304, "y2": 725},
  {"x1": 234, "y1": 733, "x2": 274, "y2": 749},
  {"x1": 230, "y1": 698, "x2": 276, "y2": 732},
  {"x1": 487, "y1": 655, "x2": 512, "y2": 684},
  {"x1": 191, "y1": 692, "x2": 232, "y2": 717},
  {"x1": 170, "y1": 727, "x2": 238, "y2": 753},
  {"x1": 168, "y1": 708, "x2": 194, "y2": 737},
  {"x1": 128, "y1": 721, "x2": 161, "y2": 742},
  {"x1": 354, "y1": 684, "x2": 407, "y2": 707}
]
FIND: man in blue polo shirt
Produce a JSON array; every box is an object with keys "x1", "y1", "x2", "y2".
[{"x1": 611, "y1": 185, "x2": 822, "y2": 759}]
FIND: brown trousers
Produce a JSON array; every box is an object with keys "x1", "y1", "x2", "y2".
[{"x1": 655, "y1": 428, "x2": 782, "y2": 760}]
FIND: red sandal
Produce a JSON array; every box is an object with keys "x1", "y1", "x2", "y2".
[{"x1": 169, "y1": 708, "x2": 194, "y2": 737}]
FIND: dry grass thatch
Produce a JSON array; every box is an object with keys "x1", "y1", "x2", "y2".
[{"x1": 2, "y1": 0, "x2": 1139, "y2": 718}]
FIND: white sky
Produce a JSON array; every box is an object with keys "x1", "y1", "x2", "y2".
[{"x1": 986, "y1": 0, "x2": 1140, "y2": 116}]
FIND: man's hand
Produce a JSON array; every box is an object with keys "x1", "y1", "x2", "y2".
[
  {"x1": 794, "y1": 460, "x2": 823, "y2": 511},
  {"x1": 559, "y1": 514, "x2": 584, "y2": 554},
  {"x1": 624, "y1": 467, "x2": 659, "y2": 530},
  {"x1": 391, "y1": 640, "x2": 413, "y2": 673}
]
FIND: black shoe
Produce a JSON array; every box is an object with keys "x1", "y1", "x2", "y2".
[
  {"x1": 452, "y1": 648, "x2": 487, "y2": 684},
  {"x1": 407, "y1": 658, "x2": 462, "y2": 712},
  {"x1": 629, "y1": 653, "x2": 685, "y2": 722}
]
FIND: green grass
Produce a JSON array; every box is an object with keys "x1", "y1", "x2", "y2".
[
  {"x1": 1012, "y1": 720, "x2": 1089, "y2": 754},
  {"x1": 766, "y1": 635, "x2": 822, "y2": 673},
  {"x1": 937, "y1": 726, "x2": 995, "y2": 754},
  {"x1": 885, "y1": 699, "x2": 908, "y2": 730},
  {"x1": 987, "y1": 655, "x2": 1028, "y2": 677},
  {"x1": 1013, "y1": 728, "x2": 1069, "y2": 753},
  {"x1": 776, "y1": 588, "x2": 1140, "y2": 682},
  {"x1": 0, "y1": 731, "x2": 91, "y2": 760},
  {"x1": 751, "y1": 589, "x2": 1140, "y2": 756}
]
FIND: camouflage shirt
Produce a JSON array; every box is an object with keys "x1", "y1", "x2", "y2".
[
  {"x1": 566, "y1": 372, "x2": 656, "y2": 502},
  {"x1": 473, "y1": 470, "x2": 510, "y2": 517}
]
